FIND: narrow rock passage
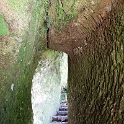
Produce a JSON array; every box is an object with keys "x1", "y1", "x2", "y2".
[{"x1": 49, "y1": 102, "x2": 68, "y2": 124}]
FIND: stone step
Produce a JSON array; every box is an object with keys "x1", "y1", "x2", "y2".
[
  {"x1": 50, "y1": 102, "x2": 68, "y2": 124},
  {"x1": 61, "y1": 101, "x2": 68, "y2": 104},
  {"x1": 57, "y1": 111, "x2": 68, "y2": 116},
  {"x1": 60, "y1": 104, "x2": 68, "y2": 107},
  {"x1": 59, "y1": 107, "x2": 68, "y2": 111},
  {"x1": 59, "y1": 106, "x2": 68, "y2": 111},
  {"x1": 50, "y1": 122, "x2": 68, "y2": 124},
  {"x1": 52, "y1": 115, "x2": 68, "y2": 122}
]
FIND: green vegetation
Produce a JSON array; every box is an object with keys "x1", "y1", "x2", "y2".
[
  {"x1": 51, "y1": 0, "x2": 76, "y2": 31},
  {"x1": 54, "y1": 0, "x2": 75, "y2": 28},
  {"x1": 0, "y1": 15, "x2": 10, "y2": 36},
  {"x1": 8, "y1": 0, "x2": 27, "y2": 14}
]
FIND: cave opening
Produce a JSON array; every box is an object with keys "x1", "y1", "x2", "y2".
[{"x1": 31, "y1": 52, "x2": 68, "y2": 124}]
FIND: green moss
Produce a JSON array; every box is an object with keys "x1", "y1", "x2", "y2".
[
  {"x1": 0, "y1": 0, "x2": 47, "y2": 123},
  {"x1": 0, "y1": 15, "x2": 10, "y2": 36},
  {"x1": 0, "y1": 0, "x2": 58, "y2": 122},
  {"x1": 42, "y1": 50, "x2": 60, "y2": 59},
  {"x1": 8, "y1": 0, "x2": 27, "y2": 14},
  {"x1": 53, "y1": 0, "x2": 76, "y2": 31}
]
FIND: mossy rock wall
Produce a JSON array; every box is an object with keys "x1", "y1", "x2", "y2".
[
  {"x1": 0, "y1": 0, "x2": 63, "y2": 123},
  {"x1": 1, "y1": 0, "x2": 124, "y2": 124},
  {"x1": 0, "y1": 0, "x2": 77, "y2": 123}
]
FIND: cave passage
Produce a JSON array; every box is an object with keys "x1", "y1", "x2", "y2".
[
  {"x1": 0, "y1": 0, "x2": 124, "y2": 124},
  {"x1": 47, "y1": 0, "x2": 124, "y2": 123}
]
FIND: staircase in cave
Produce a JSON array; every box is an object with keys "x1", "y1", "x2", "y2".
[{"x1": 49, "y1": 102, "x2": 68, "y2": 124}]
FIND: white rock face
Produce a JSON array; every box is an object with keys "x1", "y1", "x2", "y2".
[
  {"x1": 60, "y1": 53, "x2": 68, "y2": 86},
  {"x1": 31, "y1": 53, "x2": 68, "y2": 124}
]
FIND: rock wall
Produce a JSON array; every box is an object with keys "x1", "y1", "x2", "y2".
[
  {"x1": 0, "y1": 0, "x2": 68, "y2": 123},
  {"x1": 68, "y1": 1, "x2": 124, "y2": 123},
  {"x1": 1, "y1": 0, "x2": 123, "y2": 124}
]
